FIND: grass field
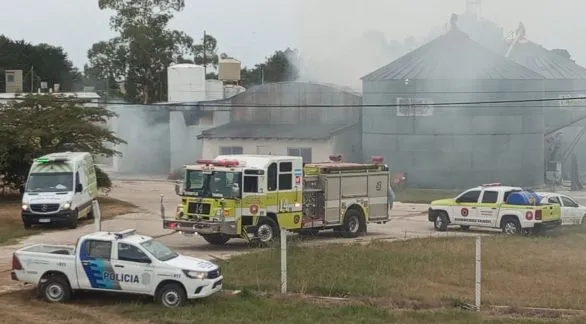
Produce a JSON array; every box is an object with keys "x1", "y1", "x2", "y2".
[
  {"x1": 394, "y1": 188, "x2": 461, "y2": 203},
  {"x1": 1, "y1": 289, "x2": 583, "y2": 324},
  {"x1": 0, "y1": 194, "x2": 138, "y2": 244},
  {"x1": 219, "y1": 232, "x2": 586, "y2": 310}
]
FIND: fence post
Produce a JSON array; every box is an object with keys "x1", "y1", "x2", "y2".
[
  {"x1": 280, "y1": 227, "x2": 287, "y2": 294},
  {"x1": 92, "y1": 199, "x2": 102, "y2": 232},
  {"x1": 475, "y1": 236, "x2": 482, "y2": 311}
]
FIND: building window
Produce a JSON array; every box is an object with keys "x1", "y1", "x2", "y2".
[
  {"x1": 220, "y1": 146, "x2": 243, "y2": 155},
  {"x1": 278, "y1": 162, "x2": 293, "y2": 190},
  {"x1": 6, "y1": 73, "x2": 14, "y2": 83},
  {"x1": 287, "y1": 147, "x2": 312, "y2": 163}
]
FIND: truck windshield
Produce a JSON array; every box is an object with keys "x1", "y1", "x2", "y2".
[
  {"x1": 26, "y1": 172, "x2": 73, "y2": 193},
  {"x1": 140, "y1": 239, "x2": 178, "y2": 261},
  {"x1": 184, "y1": 170, "x2": 241, "y2": 199}
]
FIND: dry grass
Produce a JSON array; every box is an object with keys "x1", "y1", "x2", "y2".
[
  {"x1": 220, "y1": 232, "x2": 586, "y2": 310},
  {"x1": 395, "y1": 188, "x2": 461, "y2": 203},
  {"x1": 0, "y1": 288, "x2": 580, "y2": 324},
  {"x1": 0, "y1": 194, "x2": 138, "y2": 245}
]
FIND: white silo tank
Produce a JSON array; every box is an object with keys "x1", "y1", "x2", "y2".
[
  {"x1": 205, "y1": 79, "x2": 224, "y2": 100},
  {"x1": 167, "y1": 63, "x2": 206, "y2": 103}
]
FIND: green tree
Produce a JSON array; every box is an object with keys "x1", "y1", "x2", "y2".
[
  {"x1": 0, "y1": 94, "x2": 125, "y2": 189},
  {"x1": 87, "y1": 0, "x2": 194, "y2": 103},
  {"x1": 192, "y1": 33, "x2": 229, "y2": 72},
  {"x1": 240, "y1": 48, "x2": 300, "y2": 87},
  {"x1": 0, "y1": 35, "x2": 82, "y2": 92}
]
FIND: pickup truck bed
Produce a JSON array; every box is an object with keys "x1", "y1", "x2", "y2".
[{"x1": 19, "y1": 244, "x2": 75, "y2": 255}]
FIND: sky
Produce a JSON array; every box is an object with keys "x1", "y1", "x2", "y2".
[{"x1": 2, "y1": 0, "x2": 586, "y2": 88}]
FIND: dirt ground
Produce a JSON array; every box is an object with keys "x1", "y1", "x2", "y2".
[{"x1": 1, "y1": 179, "x2": 585, "y2": 323}]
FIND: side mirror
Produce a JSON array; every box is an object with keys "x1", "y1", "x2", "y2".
[
  {"x1": 140, "y1": 258, "x2": 152, "y2": 264},
  {"x1": 175, "y1": 182, "x2": 184, "y2": 195},
  {"x1": 75, "y1": 184, "x2": 83, "y2": 193},
  {"x1": 19, "y1": 185, "x2": 25, "y2": 194},
  {"x1": 455, "y1": 198, "x2": 462, "y2": 204}
]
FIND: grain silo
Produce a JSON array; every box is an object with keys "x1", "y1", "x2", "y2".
[
  {"x1": 361, "y1": 16, "x2": 546, "y2": 189},
  {"x1": 504, "y1": 23, "x2": 586, "y2": 182}
]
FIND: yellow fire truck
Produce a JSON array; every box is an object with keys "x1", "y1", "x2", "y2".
[{"x1": 162, "y1": 154, "x2": 391, "y2": 246}]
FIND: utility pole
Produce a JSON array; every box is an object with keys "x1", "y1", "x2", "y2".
[{"x1": 203, "y1": 30, "x2": 207, "y2": 75}]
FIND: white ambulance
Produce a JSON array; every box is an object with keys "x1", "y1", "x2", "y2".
[{"x1": 21, "y1": 152, "x2": 98, "y2": 229}]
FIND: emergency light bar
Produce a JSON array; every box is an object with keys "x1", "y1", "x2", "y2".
[
  {"x1": 212, "y1": 159, "x2": 239, "y2": 167},
  {"x1": 371, "y1": 156, "x2": 384, "y2": 164},
  {"x1": 34, "y1": 157, "x2": 68, "y2": 163},
  {"x1": 113, "y1": 229, "x2": 137, "y2": 239},
  {"x1": 196, "y1": 159, "x2": 213, "y2": 165},
  {"x1": 481, "y1": 183, "x2": 501, "y2": 187}
]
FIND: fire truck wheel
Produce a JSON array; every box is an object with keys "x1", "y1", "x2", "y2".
[
  {"x1": 341, "y1": 209, "x2": 365, "y2": 238},
  {"x1": 201, "y1": 234, "x2": 231, "y2": 245},
  {"x1": 256, "y1": 217, "x2": 279, "y2": 245}
]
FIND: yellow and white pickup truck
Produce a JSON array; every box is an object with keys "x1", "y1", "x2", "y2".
[{"x1": 428, "y1": 184, "x2": 562, "y2": 235}]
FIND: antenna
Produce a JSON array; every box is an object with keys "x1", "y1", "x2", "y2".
[{"x1": 466, "y1": 0, "x2": 482, "y2": 18}]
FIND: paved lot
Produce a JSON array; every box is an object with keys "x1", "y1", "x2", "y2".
[{"x1": 4, "y1": 181, "x2": 585, "y2": 266}]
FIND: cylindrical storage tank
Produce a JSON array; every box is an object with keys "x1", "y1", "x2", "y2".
[
  {"x1": 506, "y1": 191, "x2": 542, "y2": 206},
  {"x1": 167, "y1": 63, "x2": 206, "y2": 103},
  {"x1": 205, "y1": 79, "x2": 224, "y2": 100}
]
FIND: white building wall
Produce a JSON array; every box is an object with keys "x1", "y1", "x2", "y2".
[
  {"x1": 169, "y1": 110, "x2": 231, "y2": 170},
  {"x1": 201, "y1": 138, "x2": 334, "y2": 162}
]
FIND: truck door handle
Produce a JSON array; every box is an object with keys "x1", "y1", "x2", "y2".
[
  {"x1": 81, "y1": 261, "x2": 89, "y2": 265},
  {"x1": 114, "y1": 264, "x2": 125, "y2": 268}
]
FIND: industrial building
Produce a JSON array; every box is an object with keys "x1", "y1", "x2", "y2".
[
  {"x1": 110, "y1": 60, "x2": 245, "y2": 174},
  {"x1": 198, "y1": 82, "x2": 362, "y2": 163},
  {"x1": 361, "y1": 20, "x2": 546, "y2": 188}
]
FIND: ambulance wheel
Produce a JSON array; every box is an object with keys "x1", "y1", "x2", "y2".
[
  {"x1": 67, "y1": 210, "x2": 79, "y2": 229},
  {"x1": 433, "y1": 212, "x2": 449, "y2": 232},
  {"x1": 156, "y1": 283, "x2": 186, "y2": 308},
  {"x1": 39, "y1": 274, "x2": 71, "y2": 303},
  {"x1": 341, "y1": 209, "x2": 365, "y2": 238},
  {"x1": 201, "y1": 234, "x2": 230, "y2": 245},
  {"x1": 256, "y1": 217, "x2": 279, "y2": 245}
]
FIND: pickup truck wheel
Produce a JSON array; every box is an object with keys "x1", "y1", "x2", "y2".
[
  {"x1": 157, "y1": 283, "x2": 186, "y2": 308},
  {"x1": 433, "y1": 212, "x2": 449, "y2": 232},
  {"x1": 40, "y1": 276, "x2": 71, "y2": 303},
  {"x1": 201, "y1": 234, "x2": 230, "y2": 245},
  {"x1": 501, "y1": 218, "x2": 522, "y2": 235}
]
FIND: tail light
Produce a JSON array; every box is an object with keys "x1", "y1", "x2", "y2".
[
  {"x1": 12, "y1": 254, "x2": 22, "y2": 270},
  {"x1": 525, "y1": 211, "x2": 533, "y2": 220},
  {"x1": 535, "y1": 210, "x2": 542, "y2": 220},
  {"x1": 167, "y1": 222, "x2": 177, "y2": 229}
]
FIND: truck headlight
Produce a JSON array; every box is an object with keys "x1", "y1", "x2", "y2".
[
  {"x1": 62, "y1": 201, "x2": 71, "y2": 210},
  {"x1": 182, "y1": 270, "x2": 206, "y2": 280},
  {"x1": 21, "y1": 204, "x2": 28, "y2": 211}
]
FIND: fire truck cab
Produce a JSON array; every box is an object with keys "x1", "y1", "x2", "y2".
[{"x1": 163, "y1": 154, "x2": 391, "y2": 246}]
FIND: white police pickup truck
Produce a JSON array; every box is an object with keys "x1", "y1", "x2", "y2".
[{"x1": 10, "y1": 229, "x2": 223, "y2": 307}]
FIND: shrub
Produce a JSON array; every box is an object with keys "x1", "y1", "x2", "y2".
[{"x1": 95, "y1": 165, "x2": 112, "y2": 189}]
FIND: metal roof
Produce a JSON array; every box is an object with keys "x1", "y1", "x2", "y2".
[
  {"x1": 505, "y1": 40, "x2": 586, "y2": 79},
  {"x1": 362, "y1": 28, "x2": 544, "y2": 81},
  {"x1": 197, "y1": 122, "x2": 355, "y2": 140}
]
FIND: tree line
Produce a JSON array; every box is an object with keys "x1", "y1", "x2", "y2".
[{"x1": 0, "y1": 0, "x2": 299, "y2": 104}]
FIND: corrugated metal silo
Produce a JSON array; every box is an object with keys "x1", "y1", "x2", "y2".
[{"x1": 361, "y1": 24, "x2": 546, "y2": 188}]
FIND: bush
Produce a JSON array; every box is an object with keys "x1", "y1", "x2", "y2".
[
  {"x1": 95, "y1": 165, "x2": 112, "y2": 189},
  {"x1": 168, "y1": 167, "x2": 185, "y2": 180}
]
